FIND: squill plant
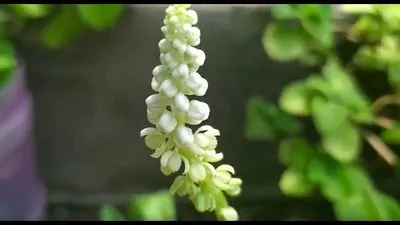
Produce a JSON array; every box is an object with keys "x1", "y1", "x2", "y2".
[{"x1": 140, "y1": 4, "x2": 242, "y2": 221}]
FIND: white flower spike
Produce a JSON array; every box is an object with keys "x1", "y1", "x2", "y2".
[{"x1": 141, "y1": 4, "x2": 242, "y2": 221}]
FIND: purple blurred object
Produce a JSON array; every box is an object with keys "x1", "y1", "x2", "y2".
[{"x1": 0, "y1": 63, "x2": 46, "y2": 220}]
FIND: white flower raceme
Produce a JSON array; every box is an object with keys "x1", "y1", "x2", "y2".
[{"x1": 140, "y1": 4, "x2": 242, "y2": 221}]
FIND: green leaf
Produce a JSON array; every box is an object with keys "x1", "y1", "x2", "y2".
[
  {"x1": 381, "y1": 125, "x2": 400, "y2": 144},
  {"x1": 388, "y1": 65, "x2": 400, "y2": 89},
  {"x1": 334, "y1": 188, "x2": 400, "y2": 220},
  {"x1": 262, "y1": 22, "x2": 305, "y2": 61},
  {"x1": 271, "y1": 4, "x2": 297, "y2": 20},
  {"x1": 321, "y1": 124, "x2": 361, "y2": 163},
  {"x1": 9, "y1": 4, "x2": 52, "y2": 18},
  {"x1": 311, "y1": 97, "x2": 349, "y2": 134},
  {"x1": 244, "y1": 97, "x2": 276, "y2": 141},
  {"x1": 76, "y1": 4, "x2": 124, "y2": 30},
  {"x1": 279, "y1": 81, "x2": 310, "y2": 116},
  {"x1": 0, "y1": 41, "x2": 16, "y2": 71},
  {"x1": 279, "y1": 168, "x2": 314, "y2": 197},
  {"x1": 245, "y1": 97, "x2": 301, "y2": 141},
  {"x1": 298, "y1": 4, "x2": 333, "y2": 48},
  {"x1": 0, "y1": 41, "x2": 16, "y2": 88},
  {"x1": 278, "y1": 138, "x2": 314, "y2": 171},
  {"x1": 305, "y1": 74, "x2": 331, "y2": 97},
  {"x1": 323, "y1": 57, "x2": 373, "y2": 123},
  {"x1": 100, "y1": 205, "x2": 126, "y2": 221},
  {"x1": 128, "y1": 190, "x2": 176, "y2": 221},
  {"x1": 42, "y1": 7, "x2": 85, "y2": 49},
  {"x1": 317, "y1": 165, "x2": 375, "y2": 211}
]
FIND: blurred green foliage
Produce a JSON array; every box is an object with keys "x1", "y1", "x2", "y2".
[
  {"x1": 245, "y1": 4, "x2": 400, "y2": 220},
  {"x1": 100, "y1": 190, "x2": 177, "y2": 221},
  {"x1": 0, "y1": 4, "x2": 125, "y2": 89}
]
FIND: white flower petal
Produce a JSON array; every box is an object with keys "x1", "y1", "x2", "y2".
[
  {"x1": 152, "y1": 64, "x2": 167, "y2": 76},
  {"x1": 161, "y1": 150, "x2": 174, "y2": 167},
  {"x1": 168, "y1": 151, "x2": 182, "y2": 173},
  {"x1": 175, "y1": 125, "x2": 194, "y2": 147},
  {"x1": 192, "y1": 78, "x2": 208, "y2": 96},
  {"x1": 147, "y1": 108, "x2": 164, "y2": 125},
  {"x1": 186, "y1": 100, "x2": 210, "y2": 121},
  {"x1": 145, "y1": 133, "x2": 165, "y2": 150},
  {"x1": 170, "y1": 175, "x2": 185, "y2": 195},
  {"x1": 188, "y1": 144, "x2": 205, "y2": 155},
  {"x1": 195, "y1": 125, "x2": 214, "y2": 134},
  {"x1": 216, "y1": 164, "x2": 235, "y2": 175},
  {"x1": 194, "y1": 133, "x2": 210, "y2": 148},
  {"x1": 226, "y1": 186, "x2": 241, "y2": 197},
  {"x1": 217, "y1": 206, "x2": 239, "y2": 221},
  {"x1": 204, "y1": 151, "x2": 223, "y2": 163},
  {"x1": 140, "y1": 127, "x2": 159, "y2": 137},
  {"x1": 172, "y1": 64, "x2": 189, "y2": 79},
  {"x1": 145, "y1": 94, "x2": 168, "y2": 109},
  {"x1": 159, "y1": 79, "x2": 178, "y2": 98},
  {"x1": 230, "y1": 178, "x2": 243, "y2": 186},
  {"x1": 202, "y1": 162, "x2": 216, "y2": 175},
  {"x1": 150, "y1": 146, "x2": 167, "y2": 158},
  {"x1": 151, "y1": 77, "x2": 160, "y2": 92},
  {"x1": 173, "y1": 93, "x2": 190, "y2": 112},
  {"x1": 181, "y1": 155, "x2": 191, "y2": 174},
  {"x1": 161, "y1": 165, "x2": 172, "y2": 176},
  {"x1": 212, "y1": 178, "x2": 231, "y2": 190},
  {"x1": 189, "y1": 162, "x2": 206, "y2": 182},
  {"x1": 186, "y1": 9, "x2": 198, "y2": 25},
  {"x1": 157, "y1": 111, "x2": 177, "y2": 133}
]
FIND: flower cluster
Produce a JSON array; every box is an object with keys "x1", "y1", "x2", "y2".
[{"x1": 140, "y1": 4, "x2": 242, "y2": 221}]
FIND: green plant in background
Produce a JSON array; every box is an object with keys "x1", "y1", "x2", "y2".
[
  {"x1": 0, "y1": 4, "x2": 125, "y2": 89},
  {"x1": 140, "y1": 4, "x2": 242, "y2": 221},
  {"x1": 245, "y1": 4, "x2": 400, "y2": 220},
  {"x1": 100, "y1": 190, "x2": 177, "y2": 221}
]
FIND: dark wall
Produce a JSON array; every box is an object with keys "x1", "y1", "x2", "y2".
[{"x1": 14, "y1": 5, "x2": 334, "y2": 220}]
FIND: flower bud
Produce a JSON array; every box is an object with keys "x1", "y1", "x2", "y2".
[
  {"x1": 151, "y1": 77, "x2": 160, "y2": 92},
  {"x1": 145, "y1": 94, "x2": 169, "y2": 109},
  {"x1": 173, "y1": 93, "x2": 190, "y2": 112},
  {"x1": 194, "y1": 133, "x2": 210, "y2": 148},
  {"x1": 174, "y1": 125, "x2": 194, "y2": 147},
  {"x1": 159, "y1": 79, "x2": 178, "y2": 98},
  {"x1": 172, "y1": 39, "x2": 188, "y2": 53},
  {"x1": 158, "y1": 39, "x2": 170, "y2": 53},
  {"x1": 140, "y1": 128, "x2": 165, "y2": 150},
  {"x1": 187, "y1": 100, "x2": 210, "y2": 122},
  {"x1": 193, "y1": 191, "x2": 216, "y2": 212},
  {"x1": 192, "y1": 78, "x2": 208, "y2": 96},
  {"x1": 216, "y1": 206, "x2": 239, "y2": 221},
  {"x1": 164, "y1": 52, "x2": 178, "y2": 69},
  {"x1": 189, "y1": 162, "x2": 206, "y2": 182},
  {"x1": 170, "y1": 175, "x2": 189, "y2": 196},
  {"x1": 172, "y1": 64, "x2": 189, "y2": 79},
  {"x1": 186, "y1": 9, "x2": 198, "y2": 25},
  {"x1": 147, "y1": 108, "x2": 164, "y2": 125},
  {"x1": 157, "y1": 111, "x2": 177, "y2": 133}
]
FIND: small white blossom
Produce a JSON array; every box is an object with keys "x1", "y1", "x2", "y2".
[
  {"x1": 186, "y1": 100, "x2": 210, "y2": 122},
  {"x1": 173, "y1": 93, "x2": 190, "y2": 112},
  {"x1": 157, "y1": 111, "x2": 177, "y2": 133},
  {"x1": 217, "y1": 206, "x2": 239, "y2": 221},
  {"x1": 159, "y1": 79, "x2": 178, "y2": 97},
  {"x1": 141, "y1": 4, "x2": 241, "y2": 221},
  {"x1": 189, "y1": 162, "x2": 207, "y2": 182},
  {"x1": 174, "y1": 125, "x2": 194, "y2": 147},
  {"x1": 172, "y1": 64, "x2": 190, "y2": 79}
]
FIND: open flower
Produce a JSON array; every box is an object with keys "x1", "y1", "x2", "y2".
[{"x1": 141, "y1": 4, "x2": 242, "y2": 221}]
